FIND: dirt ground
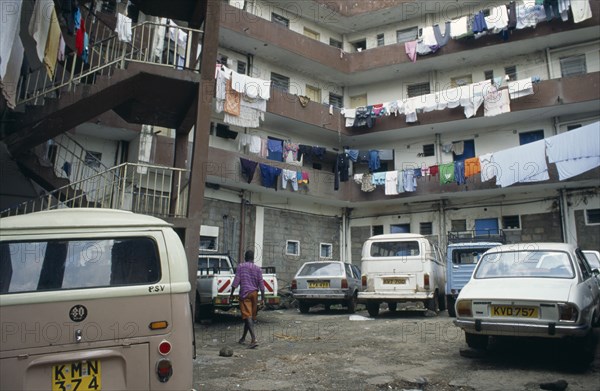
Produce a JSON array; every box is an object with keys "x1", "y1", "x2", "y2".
[{"x1": 193, "y1": 305, "x2": 600, "y2": 391}]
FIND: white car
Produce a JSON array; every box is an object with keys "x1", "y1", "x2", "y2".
[{"x1": 454, "y1": 243, "x2": 600, "y2": 352}]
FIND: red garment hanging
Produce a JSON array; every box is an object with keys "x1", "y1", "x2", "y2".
[{"x1": 75, "y1": 19, "x2": 85, "y2": 57}]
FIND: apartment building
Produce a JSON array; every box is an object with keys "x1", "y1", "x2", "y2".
[{"x1": 1, "y1": 1, "x2": 599, "y2": 287}]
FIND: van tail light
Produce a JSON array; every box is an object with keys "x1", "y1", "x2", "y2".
[
  {"x1": 558, "y1": 303, "x2": 578, "y2": 322},
  {"x1": 156, "y1": 359, "x2": 173, "y2": 382},
  {"x1": 361, "y1": 275, "x2": 367, "y2": 287},
  {"x1": 291, "y1": 279, "x2": 297, "y2": 290},
  {"x1": 341, "y1": 279, "x2": 348, "y2": 289},
  {"x1": 158, "y1": 340, "x2": 172, "y2": 356},
  {"x1": 456, "y1": 300, "x2": 472, "y2": 317},
  {"x1": 423, "y1": 274, "x2": 430, "y2": 290}
]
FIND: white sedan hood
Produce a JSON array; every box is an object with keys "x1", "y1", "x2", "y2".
[{"x1": 459, "y1": 278, "x2": 574, "y2": 302}]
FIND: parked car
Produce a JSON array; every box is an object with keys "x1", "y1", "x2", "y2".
[
  {"x1": 454, "y1": 243, "x2": 600, "y2": 355},
  {"x1": 291, "y1": 261, "x2": 362, "y2": 313}
]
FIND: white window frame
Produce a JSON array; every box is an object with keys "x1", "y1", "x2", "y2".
[
  {"x1": 200, "y1": 225, "x2": 219, "y2": 251},
  {"x1": 585, "y1": 209, "x2": 600, "y2": 226},
  {"x1": 320, "y1": 243, "x2": 333, "y2": 259},
  {"x1": 286, "y1": 240, "x2": 300, "y2": 256}
]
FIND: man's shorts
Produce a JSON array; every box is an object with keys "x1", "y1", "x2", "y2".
[{"x1": 240, "y1": 290, "x2": 258, "y2": 320}]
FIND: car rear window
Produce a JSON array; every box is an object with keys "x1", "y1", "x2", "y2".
[
  {"x1": 298, "y1": 262, "x2": 343, "y2": 277},
  {"x1": 474, "y1": 250, "x2": 575, "y2": 279},
  {"x1": 370, "y1": 241, "x2": 420, "y2": 257},
  {"x1": 452, "y1": 248, "x2": 492, "y2": 264},
  {"x1": 0, "y1": 237, "x2": 161, "y2": 294}
]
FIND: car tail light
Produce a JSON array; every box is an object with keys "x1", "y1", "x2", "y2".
[
  {"x1": 558, "y1": 303, "x2": 579, "y2": 322},
  {"x1": 361, "y1": 275, "x2": 367, "y2": 287},
  {"x1": 156, "y1": 359, "x2": 172, "y2": 382},
  {"x1": 456, "y1": 300, "x2": 472, "y2": 317},
  {"x1": 291, "y1": 279, "x2": 297, "y2": 290},
  {"x1": 341, "y1": 279, "x2": 348, "y2": 289},
  {"x1": 158, "y1": 340, "x2": 172, "y2": 356},
  {"x1": 423, "y1": 274, "x2": 430, "y2": 290}
]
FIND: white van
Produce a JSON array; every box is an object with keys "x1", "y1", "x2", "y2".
[
  {"x1": 0, "y1": 209, "x2": 195, "y2": 391},
  {"x1": 358, "y1": 233, "x2": 446, "y2": 317}
]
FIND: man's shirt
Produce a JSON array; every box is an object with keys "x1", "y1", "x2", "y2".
[{"x1": 232, "y1": 262, "x2": 264, "y2": 300}]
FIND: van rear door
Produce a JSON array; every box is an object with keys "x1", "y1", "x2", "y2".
[{"x1": 0, "y1": 232, "x2": 171, "y2": 390}]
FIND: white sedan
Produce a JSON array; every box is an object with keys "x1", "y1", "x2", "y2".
[{"x1": 454, "y1": 243, "x2": 600, "y2": 351}]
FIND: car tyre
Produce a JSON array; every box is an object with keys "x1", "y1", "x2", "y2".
[
  {"x1": 367, "y1": 302, "x2": 380, "y2": 317},
  {"x1": 465, "y1": 332, "x2": 489, "y2": 350},
  {"x1": 446, "y1": 296, "x2": 456, "y2": 317},
  {"x1": 299, "y1": 301, "x2": 310, "y2": 314},
  {"x1": 425, "y1": 293, "x2": 439, "y2": 312},
  {"x1": 437, "y1": 291, "x2": 446, "y2": 312},
  {"x1": 388, "y1": 302, "x2": 397, "y2": 312},
  {"x1": 347, "y1": 294, "x2": 358, "y2": 314}
]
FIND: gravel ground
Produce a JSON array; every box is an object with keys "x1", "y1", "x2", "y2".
[{"x1": 193, "y1": 305, "x2": 600, "y2": 391}]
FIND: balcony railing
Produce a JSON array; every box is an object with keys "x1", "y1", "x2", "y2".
[{"x1": 1, "y1": 163, "x2": 190, "y2": 219}]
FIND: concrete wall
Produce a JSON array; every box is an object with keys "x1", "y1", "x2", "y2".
[{"x1": 575, "y1": 209, "x2": 600, "y2": 252}]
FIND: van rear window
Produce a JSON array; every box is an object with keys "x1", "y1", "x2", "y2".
[
  {"x1": 370, "y1": 241, "x2": 420, "y2": 257},
  {"x1": 0, "y1": 238, "x2": 161, "y2": 294}
]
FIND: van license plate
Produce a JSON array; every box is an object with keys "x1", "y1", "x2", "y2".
[
  {"x1": 491, "y1": 306, "x2": 539, "y2": 318},
  {"x1": 383, "y1": 278, "x2": 406, "y2": 284},
  {"x1": 308, "y1": 281, "x2": 330, "y2": 288},
  {"x1": 52, "y1": 360, "x2": 101, "y2": 391}
]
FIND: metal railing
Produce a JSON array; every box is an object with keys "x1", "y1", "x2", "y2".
[
  {"x1": 16, "y1": 17, "x2": 203, "y2": 107},
  {"x1": 1, "y1": 163, "x2": 190, "y2": 219}
]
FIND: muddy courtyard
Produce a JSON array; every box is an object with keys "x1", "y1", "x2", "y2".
[{"x1": 193, "y1": 306, "x2": 600, "y2": 391}]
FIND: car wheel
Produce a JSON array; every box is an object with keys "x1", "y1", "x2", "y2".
[
  {"x1": 465, "y1": 332, "x2": 488, "y2": 350},
  {"x1": 437, "y1": 292, "x2": 446, "y2": 312},
  {"x1": 367, "y1": 302, "x2": 380, "y2": 317},
  {"x1": 347, "y1": 294, "x2": 358, "y2": 314},
  {"x1": 324, "y1": 304, "x2": 331, "y2": 312},
  {"x1": 425, "y1": 293, "x2": 439, "y2": 312},
  {"x1": 446, "y1": 296, "x2": 456, "y2": 317},
  {"x1": 299, "y1": 301, "x2": 310, "y2": 314},
  {"x1": 388, "y1": 302, "x2": 397, "y2": 312}
]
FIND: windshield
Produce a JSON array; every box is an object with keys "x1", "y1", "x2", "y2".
[
  {"x1": 474, "y1": 250, "x2": 575, "y2": 279},
  {"x1": 298, "y1": 262, "x2": 343, "y2": 277}
]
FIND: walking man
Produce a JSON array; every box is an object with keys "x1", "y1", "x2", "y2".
[{"x1": 230, "y1": 250, "x2": 264, "y2": 349}]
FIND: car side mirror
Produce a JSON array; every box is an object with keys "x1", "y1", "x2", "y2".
[{"x1": 592, "y1": 268, "x2": 599, "y2": 276}]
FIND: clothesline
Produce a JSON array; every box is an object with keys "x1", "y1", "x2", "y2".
[{"x1": 352, "y1": 121, "x2": 599, "y2": 194}]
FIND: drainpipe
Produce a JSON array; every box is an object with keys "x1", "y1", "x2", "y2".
[
  {"x1": 545, "y1": 47, "x2": 553, "y2": 79},
  {"x1": 559, "y1": 189, "x2": 574, "y2": 245},
  {"x1": 553, "y1": 116, "x2": 560, "y2": 136},
  {"x1": 238, "y1": 191, "x2": 247, "y2": 262},
  {"x1": 435, "y1": 133, "x2": 442, "y2": 166},
  {"x1": 438, "y1": 200, "x2": 446, "y2": 246},
  {"x1": 341, "y1": 210, "x2": 346, "y2": 263}
]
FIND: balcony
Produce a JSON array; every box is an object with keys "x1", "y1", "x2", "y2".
[{"x1": 219, "y1": 2, "x2": 600, "y2": 86}]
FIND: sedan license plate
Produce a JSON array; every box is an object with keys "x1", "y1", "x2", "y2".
[
  {"x1": 491, "y1": 306, "x2": 539, "y2": 318},
  {"x1": 52, "y1": 360, "x2": 101, "y2": 391},
  {"x1": 308, "y1": 281, "x2": 330, "y2": 288},
  {"x1": 383, "y1": 278, "x2": 406, "y2": 285}
]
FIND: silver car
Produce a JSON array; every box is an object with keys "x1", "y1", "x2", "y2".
[
  {"x1": 291, "y1": 261, "x2": 362, "y2": 314},
  {"x1": 454, "y1": 243, "x2": 600, "y2": 357}
]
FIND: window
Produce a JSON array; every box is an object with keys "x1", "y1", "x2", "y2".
[
  {"x1": 271, "y1": 13, "x2": 289, "y2": 28},
  {"x1": 305, "y1": 84, "x2": 321, "y2": 103},
  {"x1": 586, "y1": 209, "x2": 600, "y2": 225},
  {"x1": 320, "y1": 243, "x2": 333, "y2": 259},
  {"x1": 329, "y1": 92, "x2": 343, "y2": 108},
  {"x1": 484, "y1": 70, "x2": 494, "y2": 81},
  {"x1": 84, "y1": 151, "x2": 102, "y2": 168},
  {"x1": 329, "y1": 38, "x2": 342, "y2": 49},
  {"x1": 504, "y1": 65, "x2": 517, "y2": 81},
  {"x1": 502, "y1": 215, "x2": 521, "y2": 230},
  {"x1": 422, "y1": 144, "x2": 435, "y2": 157},
  {"x1": 451, "y1": 74, "x2": 472, "y2": 87},
  {"x1": 0, "y1": 238, "x2": 161, "y2": 293},
  {"x1": 350, "y1": 94, "x2": 367, "y2": 109},
  {"x1": 372, "y1": 225, "x2": 384, "y2": 236},
  {"x1": 519, "y1": 130, "x2": 544, "y2": 145},
  {"x1": 286, "y1": 240, "x2": 300, "y2": 256},
  {"x1": 451, "y1": 219, "x2": 467, "y2": 232},
  {"x1": 271, "y1": 72, "x2": 290, "y2": 92},
  {"x1": 351, "y1": 39, "x2": 366, "y2": 52},
  {"x1": 560, "y1": 55, "x2": 587, "y2": 77},
  {"x1": 237, "y1": 60, "x2": 247, "y2": 74},
  {"x1": 370, "y1": 241, "x2": 420, "y2": 257},
  {"x1": 407, "y1": 82, "x2": 430, "y2": 98},
  {"x1": 396, "y1": 27, "x2": 418, "y2": 43},
  {"x1": 200, "y1": 225, "x2": 219, "y2": 251},
  {"x1": 217, "y1": 54, "x2": 228, "y2": 66},
  {"x1": 376, "y1": 33, "x2": 385, "y2": 47},
  {"x1": 453, "y1": 140, "x2": 475, "y2": 162},
  {"x1": 390, "y1": 224, "x2": 410, "y2": 234},
  {"x1": 303, "y1": 27, "x2": 320, "y2": 40},
  {"x1": 567, "y1": 124, "x2": 582, "y2": 131},
  {"x1": 420, "y1": 222, "x2": 433, "y2": 236}
]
